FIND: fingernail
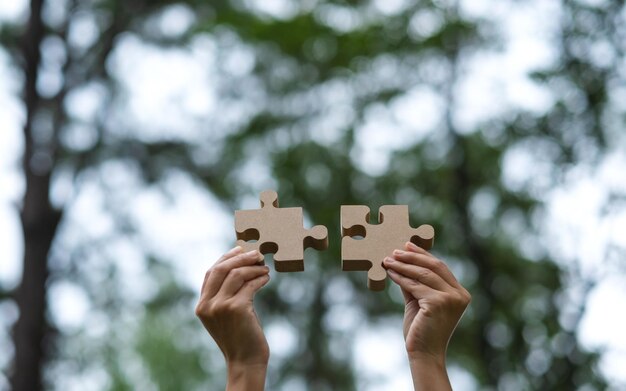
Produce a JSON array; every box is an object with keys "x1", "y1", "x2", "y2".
[
  {"x1": 384, "y1": 257, "x2": 395, "y2": 264},
  {"x1": 406, "y1": 242, "x2": 419, "y2": 251},
  {"x1": 393, "y1": 249, "x2": 405, "y2": 255},
  {"x1": 245, "y1": 250, "x2": 258, "y2": 256},
  {"x1": 387, "y1": 269, "x2": 397, "y2": 275},
  {"x1": 231, "y1": 245, "x2": 243, "y2": 253}
]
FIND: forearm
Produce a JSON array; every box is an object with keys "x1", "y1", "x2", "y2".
[
  {"x1": 408, "y1": 354, "x2": 452, "y2": 391},
  {"x1": 226, "y1": 362, "x2": 267, "y2": 391}
]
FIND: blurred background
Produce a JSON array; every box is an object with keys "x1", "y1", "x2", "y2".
[{"x1": 1, "y1": 0, "x2": 625, "y2": 390}]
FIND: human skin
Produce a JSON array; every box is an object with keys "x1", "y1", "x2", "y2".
[
  {"x1": 383, "y1": 241, "x2": 472, "y2": 391},
  {"x1": 195, "y1": 246, "x2": 270, "y2": 391},
  {"x1": 196, "y1": 242, "x2": 470, "y2": 391}
]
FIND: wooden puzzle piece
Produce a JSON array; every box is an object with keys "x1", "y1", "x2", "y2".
[
  {"x1": 235, "y1": 190, "x2": 328, "y2": 272},
  {"x1": 341, "y1": 205, "x2": 435, "y2": 291}
]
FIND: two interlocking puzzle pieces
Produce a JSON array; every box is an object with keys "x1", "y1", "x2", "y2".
[{"x1": 234, "y1": 190, "x2": 435, "y2": 291}]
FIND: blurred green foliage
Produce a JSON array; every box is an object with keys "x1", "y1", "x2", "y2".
[{"x1": 2, "y1": 0, "x2": 625, "y2": 390}]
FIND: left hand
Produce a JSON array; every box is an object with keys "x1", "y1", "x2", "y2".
[{"x1": 383, "y1": 242, "x2": 471, "y2": 363}]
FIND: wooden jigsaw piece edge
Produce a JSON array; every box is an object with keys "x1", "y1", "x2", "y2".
[{"x1": 409, "y1": 224, "x2": 435, "y2": 250}]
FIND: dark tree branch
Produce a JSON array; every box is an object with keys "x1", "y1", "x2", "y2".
[{"x1": 10, "y1": 0, "x2": 63, "y2": 390}]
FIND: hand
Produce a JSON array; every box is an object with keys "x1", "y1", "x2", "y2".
[
  {"x1": 383, "y1": 242, "x2": 471, "y2": 390},
  {"x1": 195, "y1": 246, "x2": 270, "y2": 390}
]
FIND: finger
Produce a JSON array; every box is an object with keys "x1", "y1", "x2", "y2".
[
  {"x1": 400, "y1": 243, "x2": 456, "y2": 283},
  {"x1": 387, "y1": 269, "x2": 435, "y2": 301},
  {"x1": 235, "y1": 273, "x2": 271, "y2": 301},
  {"x1": 204, "y1": 250, "x2": 264, "y2": 298},
  {"x1": 393, "y1": 244, "x2": 461, "y2": 288},
  {"x1": 201, "y1": 246, "x2": 243, "y2": 292},
  {"x1": 400, "y1": 287, "x2": 414, "y2": 305},
  {"x1": 384, "y1": 257, "x2": 449, "y2": 291},
  {"x1": 218, "y1": 265, "x2": 270, "y2": 297},
  {"x1": 216, "y1": 245, "x2": 245, "y2": 265}
]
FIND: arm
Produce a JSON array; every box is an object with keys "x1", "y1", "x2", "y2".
[
  {"x1": 195, "y1": 246, "x2": 270, "y2": 391},
  {"x1": 383, "y1": 242, "x2": 471, "y2": 391}
]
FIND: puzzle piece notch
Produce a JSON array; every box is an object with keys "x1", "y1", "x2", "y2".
[
  {"x1": 236, "y1": 190, "x2": 279, "y2": 247},
  {"x1": 341, "y1": 205, "x2": 435, "y2": 291},
  {"x1": 235, "y1": 190, "x2": 329, "y2": 272}
]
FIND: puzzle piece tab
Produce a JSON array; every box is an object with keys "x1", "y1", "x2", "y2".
[
  {"x1": 235, "y1": 190, "x2": 328, "y2": 272},
  {"x1": 341, "y1": 205, "x2": 435, "y2": 291}
]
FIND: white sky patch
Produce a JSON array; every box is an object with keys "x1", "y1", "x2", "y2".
[
  {"x1": 352, "y1": 107, "x2": 397, "y2": 176},
  {"x1": 48, "y1": 364, "x2": 110, "y2": 391},
  {"x1": 222, "y1": 44, "x2": 256, "y2": 77},
  {"x1": 0, "y1": 204, "x2": 22, "y2": 288},
  {"x1": 391, "y1": 86, "x2": 445, "y2": 134},
  {"x1": 234, "y1": 146, "x2": 277, "y2": 195},
  {"x1": 0, "y1": 0, "x2": 28, "y2": 23},
  {"x1": 546, "y1": 178, "x2": 609, "y2": 270},
  {"x1": 42, "y1": 0, "x2": 69, "y2": 29},
  {"x1": 324, "y1": 303, "x2": 363, "y2": 333},
  {"x1": 543, "y1": 149, "x2": 626, "y2": 385},
  {"x1": 128, "y1": 172, "x2": 233, "y2": 290},
  {"x1": 599, "y1": 350, "x2": 626, "y2": 387},
  {"x1": 64, "y1": 180, "x2": 116, "y2": 241},
  {"x1": 64, "y1": 81, "x2": 108, "y2": 122},
  {"x1": 266, "y1": 320, "x2": 298, "y2": 358},
  {"x1": 156, "y1": 4, "x2": 196, "y2": 38},
  {"x1": 311, "y1": 102, "x2": 355, "y2": 145},
  {"x1": 353, "y1": 86, "x2": 443, "y2": 176},
  {"x1": 500, "y1": 137, "x2": 564, "y2": 197},
  {"x1": 408, "y1": 8, "x2": 444, "y2": 41},
  {"x1": 48, "y1": 281, "x2": 91, "y2": 331},
  {"x1": 109, "y1": 34, "x2": 217, "y2": 138},
  {"x1": 38, "y1": 35, "x2": 67, "y2": 98},
  {"x1": 459, "y1": 0, "x2": 507, "y2": 20},
  {"x1": 579, "y1": 277, "x2": 626, "y2": 384},
  {"x1": 449, "y1": 364, "x2": 479, "y2": 390},
  {"x1": 247, "y1": 0, "x2": 299, "y2": 20},
  {"x1": 67, "y1": 11, "x2": 100, "y2": 50},
  {"x1": 455, "y1": 0, "x2": 558, "y2": 132},
  {"x1": 0, "y1": 47, "x2": 25, "y2": 288},
  {"x1": 373, "y1": 0, "x2": 410, "y2": 16},
  {"x1": 315, "y1": 5, "x2": 364, "y2": 33},
  {"x1": 454, "y1": 51, "x2": 508, "y2": 132},
  {"x1": 353, "y1": 323, "x2": 413, "y2": 391},
  {"x1": 579, "y1": 277, "x2": 626, "y2": 351},
  {"x1": 501, "y1": 1, "x2": 558, "y2": 111},
  {"x1": 545, "y1": 151, "x2": 626, "y2": 275},
  {"x1": 108, "y1": 237, "x2": 155, "y2": 302}
]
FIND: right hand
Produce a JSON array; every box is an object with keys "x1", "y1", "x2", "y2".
[
  {"x1": 384, "y1": 242, "x2": 471, "y2": 363},
  {"x1": 195, "y1": 246, "x2": 271, "y2": 366}
]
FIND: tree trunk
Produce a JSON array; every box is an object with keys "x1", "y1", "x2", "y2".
[{"x1": 10, "y1": 0, "x2": 62, "y2": 390}]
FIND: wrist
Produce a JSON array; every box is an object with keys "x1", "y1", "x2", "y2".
[
  {"x1": 226, "y1": 361, "x2": 268, "y2": 391},
  {"x1": 407, "y1": 351, "x2": 446, "y2": 369},
  {"x1": 227, "y1": 360, "x2": 269, "y2": 371},
  {"x1": 407, "y1": 353, "x2": 451, "y2": 391}
]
